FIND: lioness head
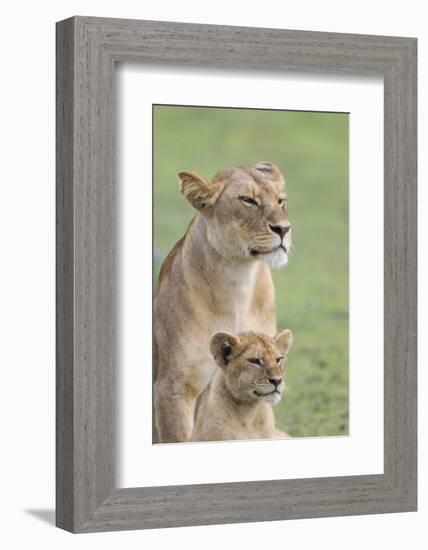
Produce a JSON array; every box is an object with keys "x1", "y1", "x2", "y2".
[
  {"x1": 178, "y1": 162, "x2": 292, "y2": 268},
  {"x1": 210, "y1": 329, "x2": 293, "y2": 405}
]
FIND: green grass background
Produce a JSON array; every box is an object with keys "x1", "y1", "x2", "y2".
[{"x1": 153, "y1": 105, "x2": 349, "y2": 437}]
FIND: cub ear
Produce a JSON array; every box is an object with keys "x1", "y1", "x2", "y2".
[
  {"x1": 275, "y1": 329, "x2": 293, "y2": 355},
  {"x1": 210, "y1": 332, "x2": 240, "y2": 368},
  {"x1": 178, "y1": 170, "x2": 224, "y2": 211}
]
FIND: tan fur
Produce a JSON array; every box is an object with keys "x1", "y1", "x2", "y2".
[
  {"x1": 192, "y1": 330, "x2": 293, "y2": 442},
  {"x1": 154, "y1": 162, "x2": 292, "y2": 443}
]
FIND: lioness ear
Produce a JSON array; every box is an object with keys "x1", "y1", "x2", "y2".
[
  {"x1": 255, "y1": 161, "x2": 283, "y2": 182},
  {"x1": 275, "y1": 329, "x2": 293, "y2": 355},
  {"x1": 210, "y1": 332, "x2": 240, "y2": 368},
  {"x1": 178, "y1": 170, "x2": 224, "y2": 211}
]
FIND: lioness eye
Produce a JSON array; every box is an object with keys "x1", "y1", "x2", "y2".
[
  {"x1": 278, "y1": 198, "x2": 285, "y2": 207},
  {"x1": 239, "y1": 195, "x2": 258, "y2": 207},
  {"x1": 276, "y1": 356, "x2": 284, "y2": 365},
  {"x1": 248, "y1": 357, "x2": 263, "y2": 366}
]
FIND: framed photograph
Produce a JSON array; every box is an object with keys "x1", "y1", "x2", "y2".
[{"x1": 56, "y1": 16, "x2": 417, "y2": 532}]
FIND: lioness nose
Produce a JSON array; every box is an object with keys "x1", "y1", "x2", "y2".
[
  {"x1": 268, "y1": 377, "x2": 283, "y2": 388},
  {"x1": 269, "y1": 224, "x2": 291, "y2": 239}
]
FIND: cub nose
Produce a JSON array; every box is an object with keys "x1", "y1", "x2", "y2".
[
  {"x1": 268, "y1": 377, "x2": 283, "y2": 388},
  {"x1": 269, "y1": 224, "x2": 291, "y2": 239}
]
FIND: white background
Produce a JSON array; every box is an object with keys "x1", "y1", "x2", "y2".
[
  {"x1": 118, "y1": 67, "x2": 384, "y2": 487},
  {"x1": 0, "y1": 1, "x2": 425, "y2": 549}
]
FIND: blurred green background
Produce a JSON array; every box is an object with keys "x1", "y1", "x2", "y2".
[{"x1": 153, "y1": 105, "x2": 349, "y2": 437}]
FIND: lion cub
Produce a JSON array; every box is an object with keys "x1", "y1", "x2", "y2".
[{"x1": 191, "y1": 329, "x2": 293, "y2": 442}]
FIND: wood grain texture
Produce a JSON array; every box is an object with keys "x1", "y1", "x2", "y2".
[
  {"x1": 56, "y1": 16, "x2": 417, "y2": 533},
  {"x1": 56, "y1": 17, "x2": 75, "y2": 532}
]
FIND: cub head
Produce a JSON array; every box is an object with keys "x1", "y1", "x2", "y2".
[
  {"x1": 178, "y1": 162, "x2": 292, "y2": 268},
  {"x1": 210, "y1": 329, "x2": 293, "y2": 405}
]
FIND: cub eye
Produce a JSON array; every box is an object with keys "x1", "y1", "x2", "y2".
[
  {"x1": 247, "y1": 357, "x2": 263, "y2": 366},
  {"x1": 278, "y1": 198, "x2": 285, "y2": 207},
  {"x1": 276, "y1": 356, "x2": 284, "y2": 365},
  {"x1": 239, "y1": 195, "x2": 259, "y2": 207}
]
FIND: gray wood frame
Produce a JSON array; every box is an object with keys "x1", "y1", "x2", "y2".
[{"x1": 56, "y1": 16, "x2": 417, "y2": 533}]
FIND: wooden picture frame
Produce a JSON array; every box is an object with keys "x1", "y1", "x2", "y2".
[{"x1": 56, "y1": 16, "x2": 417, "y2": 533}]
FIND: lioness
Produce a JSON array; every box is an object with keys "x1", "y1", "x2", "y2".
[
  {"x1": 191, "y1": 330, "x2": 293, "y2": 442},
  {"x1": 154, "y1": 162, "x2": 292, "y2": 443}
]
